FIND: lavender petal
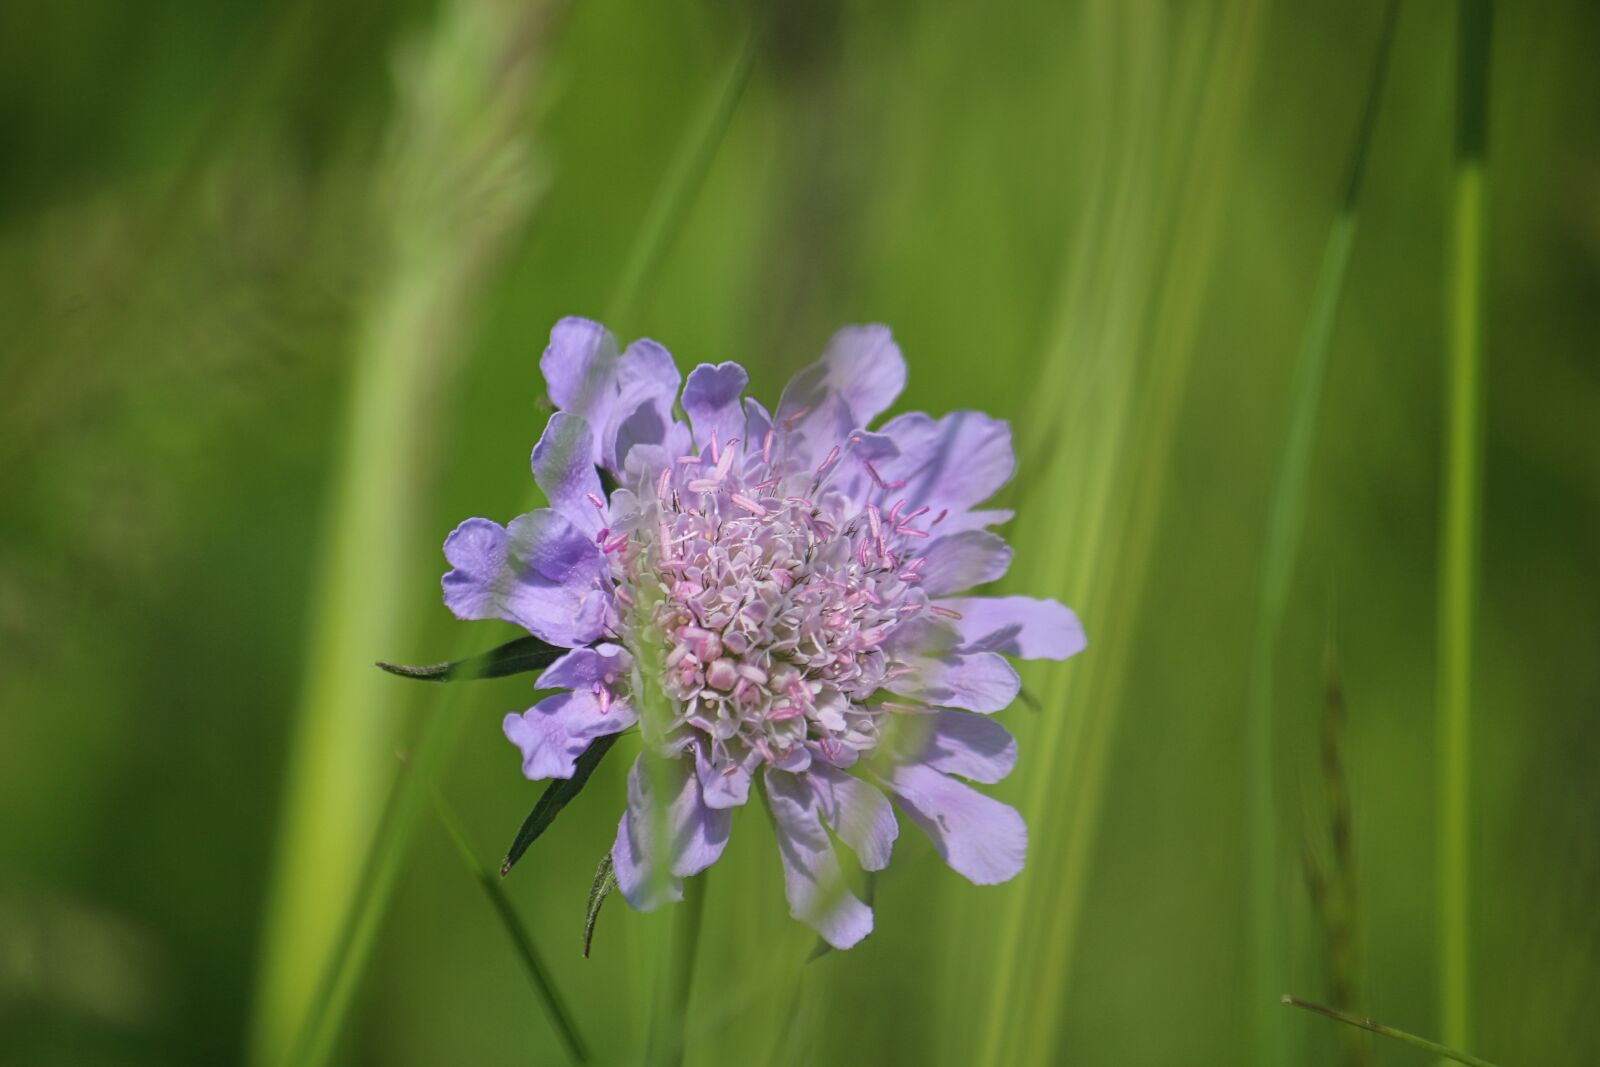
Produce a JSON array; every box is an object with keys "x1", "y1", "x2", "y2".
[
  {"x1": 532, "y1": 412, "x2": 605, "y2": 537},
  {"x1": 935, "y1": 596, "x2": 1087, "y2": 661},
  {"x1": 765, "y1": 768, "x2": 875, "y2": 949},
  {"x1": 882, "y1": 762, "x2": 1027, "y2": 885}
]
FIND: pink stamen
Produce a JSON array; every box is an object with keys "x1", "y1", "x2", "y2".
[
  {"x1": 782, "y1": 405, "x2": 812, "y2": 430},
  {"x1": 762, "y1": 429, "x2": 774, "y2": 464},
  {"x1": 708, "y1": 429, "x2": 720, "y2": 464},
  {"x1": 896, "y1": 525, "x2": 929, "y2": 538},
  {"x1": 930, "y1": 605, "x2": 963, "y2": 619},
  {"x1": 686, "y1": 478, "x2": 720, "y2": 494},
  {"x1": 586, "y1": 493, "x2": 606, "y2": 510},
  {"x1": 816, "y1": 446, "x2": 841, "y2": 476},
  {"x1": 731, "y1": 493, "x2": 767, "y2": 517}
]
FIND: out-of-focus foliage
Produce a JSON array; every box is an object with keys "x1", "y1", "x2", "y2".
[{"x1": 1, "y1": 1, "x2": 1596, "y2": 1064}]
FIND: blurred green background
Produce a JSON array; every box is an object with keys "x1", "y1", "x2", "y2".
[{"x1": 2, "y1": 0, "x2": 1596, "y2": 1064}]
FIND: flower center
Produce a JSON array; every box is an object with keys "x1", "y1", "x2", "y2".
[{"x1": 611, "y1": 428, "x2": 941, "y2": 768}]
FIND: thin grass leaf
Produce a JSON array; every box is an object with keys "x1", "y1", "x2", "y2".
[
  {"x1": 432, "y1": 786, "x2": 589, "y2": 1065},
  {"x1": 603, "y1": 23, "x2": 759, "y2": 330},
  {"x1": 644, "y1": 872, "x2": 706, "y2": 1067},
  {"x1": 375, "y1": 634, "x2": 564, "y2": 682},
  {"x1": 1283, "y1": 996, "x2": 1502, "y2": 1067},
  {"x1": 977, "y1": 8, "x2": 1268, "y2": 1063},
  {"x1": 246, "y1": 2, "x2": 562, "y2": 1062},
  {"x1": 501, "y1": 732, "x2": 621, "y2": 877},
  {"x1": 1438, "y1": 0, "x2": 1492, "y2": 1049},
  {"x1": 289, "y1": 711, "x2": 469, "y2": 1067},
  {"x1": 1244, "y1": 4, "x2": 1399, "y2": 1060},
  {"x1": 582, "y1": 852, "x2": 618, "y2": 959}
]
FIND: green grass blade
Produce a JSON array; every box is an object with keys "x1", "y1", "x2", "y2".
[
  {"x1": 604, "y1": 26, "x2": 759, "y2": 331},
  {"x1": 975, "y1": 7, "x2": 1267, "y2": 1062},
  {"x1": 246, "y1": 0, "x2": 566, "y2": 1062},
  {"x1": 644, "y1": 873, "x2": 706, "y2": 1067},
  {"x1": 245, "y1": 1, "x2": 559, "y2": 1061},
  {"x1": 431, "y1": 786, "x2": 589, "y2": 1065},
  {"x1": 1246, "y1": 4, "x2": 1401, "y2": 1061},
  {"x1": 288, "y1": 707, "x2": 470, "y2": 1067},
  {"x1": 1284, "y1": 996, "x2": 1502, "y2": 1067},
  {"x1": 1439, "y1": 0, "x2": 1493, "y2": 1050}
]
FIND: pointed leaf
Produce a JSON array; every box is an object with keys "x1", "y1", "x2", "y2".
[
  {"x1": 501, "y1": 732, "x2": 621, "y2": 877},
  {"x1": 582, "y1": 852, "x2": 618, "y2": 959},
  {"x1": 376, "y1": 634, "x2": 565, "y2": 682}
]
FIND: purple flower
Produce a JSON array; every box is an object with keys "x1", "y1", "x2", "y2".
[{"x1": 443, "y1": 317, "x2": 1086, "y2": 948}]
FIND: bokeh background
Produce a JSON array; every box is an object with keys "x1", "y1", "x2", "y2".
[{"x1": 3, "y1": 1, "x2": 1596, "y2": 1064}]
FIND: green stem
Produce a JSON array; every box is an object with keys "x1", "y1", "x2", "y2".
[
  {"x1": 645, "y1": 873, "x2": 707, "y2": 1067},
  {"x1": 289, "y1": 708, "x2": 469, "y2": 1067},
  {"x1": 1284, "y1": 996, "x2": 1502, "y2": 1067},
  {"x1": 431, "y1": 787, "x2": 589, "y2": 1065},
  {"x1": 1439, "y1": 0, "x2": 1491, "y2": 1051}
]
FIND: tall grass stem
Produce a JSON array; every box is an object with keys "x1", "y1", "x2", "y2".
[
  {"x1": 1438, "y1": 0, "x2": 1491, "y2": 1051},
  {"x1": 1246, "y1": 4, "x2": 1399, "y2": 1061},
  {"x1": 644, "y1": 874, "x2": 706, "y2": 1067},
  {"x1": 1284, "y1": 996, "x2": 1501, "y2": 1067}
]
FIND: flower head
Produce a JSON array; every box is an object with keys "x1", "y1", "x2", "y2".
[{"x1": 443, "y1": 318, "x2": 1084, "y2": 948}]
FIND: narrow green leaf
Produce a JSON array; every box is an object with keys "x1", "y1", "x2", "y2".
[
  {"x1": 501, "y1": 732, "x2": 621, "y2": 877},
  {"x1": 431, "y1": 786, "x2": 589, "y2": 1065},
  {"x1": 1283, "y1": 996, "x2": 1501, "y2": 1067},
  {"x1": 582, "y1": 852, "x2": 618, "y2": 959},
  {"x1": 375, "y1": 634, "x2": 564, "y2": 682},
  {"x1": 602, "y1": 23, "x2": 758, "y2": 330},
  {"x1": 1438, "y1": 0, "x2": 1493, "y2": 1049}
]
